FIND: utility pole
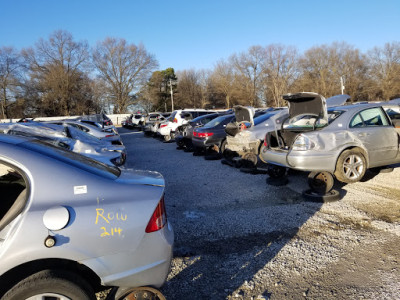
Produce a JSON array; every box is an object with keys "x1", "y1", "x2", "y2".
[
  {"x1": 340, "y1": 76, "x2": 345, "y2": 95},
  {"x1": 169, "y1": 78, "x2": 174, "y2": 112}
]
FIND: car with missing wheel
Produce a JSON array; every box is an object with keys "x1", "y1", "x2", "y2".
[
  {"x1": 260, "y1": 92, "x2": 400, "y2": 184},
  {"x1": 0, "y1": 134, "x2": 173, "y2": 300}
]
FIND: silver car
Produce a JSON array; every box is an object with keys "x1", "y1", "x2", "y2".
[
  {"x1": 260, "y1": 92, "x2": 400, "y2": 183},
  {"x1": 46, "y1": 120, "x2": 123, "y2": 145},
  {"x1": 0, "y1": 122, "x2": 126, "y2": 166},
  {"x1": 0, "y1": 134, "x2": 173, "y2": 299}
]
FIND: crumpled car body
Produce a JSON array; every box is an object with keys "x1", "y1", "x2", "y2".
[
  {"x1": 0, "y1": 134, "x2": 173, "y2": 298},
  {"x1": 260, "y1": 92, "x2": 400, "y2": 183},
  {"x1": 225, "y1": 108, "x2": 288, "y2": 156}
]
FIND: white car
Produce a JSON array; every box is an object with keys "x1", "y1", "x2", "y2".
[{"x1": 157, "y1": 109, "x2": 215, "y2": 142}]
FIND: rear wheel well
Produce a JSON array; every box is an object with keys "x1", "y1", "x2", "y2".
[
  {"x1": 336, "y1": 146, "x2": 369, "y2": 168},
  {"x1": 0, "y1": 258, "x2": 103, "y2": 298}
]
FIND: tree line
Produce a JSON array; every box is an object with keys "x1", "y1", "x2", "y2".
[{"x1": 1, "y1": 30, "x2": 400, "y2": 119}]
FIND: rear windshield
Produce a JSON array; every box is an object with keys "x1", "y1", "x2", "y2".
[
  {"x1": 203, "y1": 114, "x2": 234, "y2": 128},
  {"x1": 19, "y1": 140, "x2": 120, "y2": 179},
  {"x1": 254, "y1": 112, "x2": 276, "y2": 126}
]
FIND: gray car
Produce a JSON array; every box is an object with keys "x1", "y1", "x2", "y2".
[
  {"x1": 0, "y1": 134, "x2": 173, "y2": 299},
  {"x1": 260, "y1": 92, "x2": 400, "y2": 184}
]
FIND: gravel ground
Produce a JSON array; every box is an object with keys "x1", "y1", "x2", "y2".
[{"x1": 116, "y1": 128, "x2": 400, "y2": 300}]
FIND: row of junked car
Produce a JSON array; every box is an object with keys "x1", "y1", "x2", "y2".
[
  {"x1": 140, "y1": 93, "x2": 400, "y2": 200},
  {"x1": 0, "y1": 116, "x2": 127, "y2": 167},
  {"x1": 0, "y1": 114, "x2": 173, "y2": 299}
]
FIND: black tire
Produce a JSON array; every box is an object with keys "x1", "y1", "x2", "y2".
[
  {"x1": 302, "y1": 189, "x2": 341, "y2": 202},
  {"x1": 266, "y1": 165, "x2": 287, "y2": 179},
  {"x1": 2, "y1": 269, "x2": 95, "y2": 300},
  {"x1": 334, "y1": 148, "x2": 367, "y2": 183},
  {"x1": 307, "y1": 171, "x2": 334, "y2": 194}
]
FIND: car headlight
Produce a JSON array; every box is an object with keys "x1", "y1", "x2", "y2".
[{"x1": 292, "y1": 134, "x2": 315, "y2": 151}]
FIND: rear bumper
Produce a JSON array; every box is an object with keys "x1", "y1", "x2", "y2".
[
  {"x1": 260, "y1": 147, "x2": 337, "y2": 172},
  {"x1": 192, "y1": 137, "x2": 220, "y2": 149}
]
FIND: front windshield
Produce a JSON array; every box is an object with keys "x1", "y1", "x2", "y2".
[{"x1": 203, "y1": 114, "x2": 233, "y2": 128}]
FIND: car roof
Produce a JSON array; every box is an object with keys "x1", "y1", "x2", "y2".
[{"x1": 328, "y1": 102, "x2": 390, "y2": 112}]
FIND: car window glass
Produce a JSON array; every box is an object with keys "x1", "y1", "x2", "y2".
[
  {"x1": 203, "y1": 115, "x2": 233, "y2": 128},
  {"x1": 0, "y1": 162, "x2": 27, "y2": 231},
  {"x1": 360, "y1": 108, "x2": 389, "y2": 127},
  {"x1": 254, "y1": 112, "x2": 275, "y2": 126},
  {"x1": 350, "y1": 114, "x2": 364, "y2": 127},
  {"x1": 383, "y1": 106, "x2": 400, "y2": 120}
]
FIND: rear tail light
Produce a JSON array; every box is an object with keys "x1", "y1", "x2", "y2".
[
  {"x1": 146, "y1": 196, "x2": 167, "y2": 233},
  {"x1": 105, "y1": 134, "x2": 114, "y2": 137},
  {"x1": 160, "y1": 124, "x2": 168, "y2": 128},
  {"x1": 292, "y1": 134, "x2": 315, "y2": 151},
  {"x1": 193, "y1": 131, "x2": 213, "y2": 138}
]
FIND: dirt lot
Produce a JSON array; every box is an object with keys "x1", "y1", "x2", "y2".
[{"x1": 117, "y1": 128, "x2": 400, "y2": 300}]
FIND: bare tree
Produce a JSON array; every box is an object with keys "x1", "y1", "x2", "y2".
[
  {"x1": 263, "y1": 44, "x2": 298, "y2": 107},
  {"x1": 175, "y1": 69, "x2": 202, "y2": 108},
  {"x1": 92, "y1": 38, "x2": 158, "y2": 113},
  {"x1": 230, "y1": 45, "x2": 266, "y2": 107},
  {"x1": 367, "y1": 42, "x2": 400, "y2": 100},
  {"x1": 22, "y1": 30, "x2": 91, "y2": 116},
  {"x1": 197, "y1": 69, "x2": 211, "y2": 108},
  {"x1": 210, "y1": 59, "x2": 236, "y2": 108},
  {"x1": 0, "y1": 47, "x2": 23, "y2": 119}
]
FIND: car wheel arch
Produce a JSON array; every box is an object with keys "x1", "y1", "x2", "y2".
[
  {"x1": 0, "y1": 258, "x2": 102, "y2": 298},
  {"x1": 335, "y1": 145, "x2": 369, "y2": 170}
]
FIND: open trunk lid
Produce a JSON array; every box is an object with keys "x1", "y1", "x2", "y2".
[{"x1": 284, "y1": 92, "x2": 327, "y2": 121}]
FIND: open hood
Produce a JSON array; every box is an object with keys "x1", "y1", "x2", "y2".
[
  {"x1": 283, "y1": 92, "x2": 327, "y2": 120},
  {"x1": 233, "y1": 105, "x2": 255, "y2": 125},
  {"x1": 326, "y1": 94, "x2": 351, "y2": 107}
]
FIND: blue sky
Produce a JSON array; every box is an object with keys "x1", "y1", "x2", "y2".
[{"x1": 1, "y1": 0, "x2": 399, "y2": 71}]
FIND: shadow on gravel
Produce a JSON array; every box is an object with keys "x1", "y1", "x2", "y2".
[{"x1": 162, "y1": 204, "x2": 322, "y2": 299}]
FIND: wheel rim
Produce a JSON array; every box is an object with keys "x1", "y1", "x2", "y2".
[
  {"x1": 308, "y1": 171, "x2": 334, "y2": 193},
  {"x1": 343, "y1": 154, "x2": 364, "y2": 180},
  {"x1": 27, "y1": 294, "x2": 72, "y2": 300}
]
